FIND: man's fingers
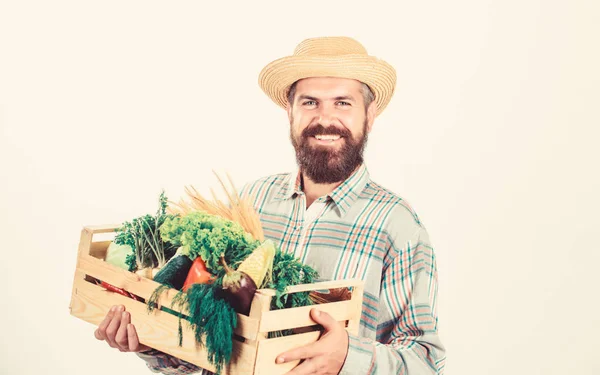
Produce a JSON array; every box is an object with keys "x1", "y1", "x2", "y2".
[
  {"x1": 276, "y1": 309, "x2": 342, "y2": 364},
  {"x1": 115, "y1": 311, "x2": 130, "y2": 351},
  {"x1": 93, "y1": 305, "x2": 151, "y2": 353},
  {"x1": 127, "y1": 324, "x2": 140, "y2": 351},
  {"x1": 127, "y1": 324, "x2": 150, "y2": 352},
  {"x1": 284, "y1": 358, "x2": 318, "y2": 375},
  {"x1": 95, "y1": 305, "x2": 117, "y2": 341},
  {"x1": 310, "y1": 308, "x2": 338, "y2": 332},
  {"x1": 94, "y1": 325, "x2": 106, "y2": 341},
  {"x1": 105, "y1": 306, "x2": 124, "y2": 348},
  {"x1": 277, "y1": 341, "x2": 323, "y2": 364}
]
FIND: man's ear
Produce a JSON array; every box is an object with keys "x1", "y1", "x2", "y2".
[{"x1": 366, "y1": 101, "x2": 377, "y2": 132}]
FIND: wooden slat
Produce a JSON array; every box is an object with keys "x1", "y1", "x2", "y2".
[
  {"x1": 347, "y1": 281, "x2": 364, "y2": 335},
  {"x1": 246, "y1": 291, "x2": 273, "y2": 346},
  {"x1": 76, "y1": 256, "x2": 260, "y2": 340},
  {"x1": 89, "y1": 240, "x2": 111, "y2": 260},
  {"x1": 258, "y1": 301, "x2": 354, "y2": 333},
  {"x1": 85, "y1": 224, "x2": 121, "y2": 234},
  {"x1": 253, "y1": 331, "x2": 321, "y2": 375},
  {"x1": 77, "y1": 228, "x2": 94, "y2": 262},
  {"x1": 78, "y1": 253, "x2": 180, "y2": 304},
  {"x1": 71, "y1": 228, "x2": 94, "y2": 304},
  {"x1": 70, "y1": 274, "x2": 256, "y2": 374},
  {"x1": 255, "y1": 288, "x2": 277, "y2": 297},
  {"x1": 258, "y1": 278, "x2": 364, "y2": 296}
]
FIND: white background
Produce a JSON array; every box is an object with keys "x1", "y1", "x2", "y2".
[{"x1": 1, "y1": 1, "x2": 599, "y2": 374}]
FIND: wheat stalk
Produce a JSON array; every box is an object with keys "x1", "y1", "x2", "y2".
[{"x1": 167, "y1": 172, "x2": 265, "y2": 242}]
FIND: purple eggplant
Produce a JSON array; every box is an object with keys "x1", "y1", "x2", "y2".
[{"x1": 220, "y1": 257, "x2": 257, "y2": 315}]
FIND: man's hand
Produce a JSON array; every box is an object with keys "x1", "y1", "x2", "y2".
[
  {"x1": 276, "y1": 308, "x2": 349, "y2": 375},
  {"x1": 94, "y1": 305, "x2": 150, "y2": 353}
]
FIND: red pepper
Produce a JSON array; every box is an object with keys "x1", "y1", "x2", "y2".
[
  {"x1": 182, "y1": 257, "x2": 215, "y2": 292},
  {"x1": 100, "y1": 281, "x2": 142, "y2": 301}
]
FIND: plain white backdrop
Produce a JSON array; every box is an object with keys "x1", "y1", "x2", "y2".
[{"x1": 1, "y1": 1, "x2": 599, "y2": 374}]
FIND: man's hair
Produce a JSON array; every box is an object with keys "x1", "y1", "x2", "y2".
[{"x1": 286, "y1": 80, "x2": 375, "y2": 111}]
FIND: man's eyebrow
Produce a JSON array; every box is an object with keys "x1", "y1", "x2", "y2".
[
  {"x1": 333, "y1": 95, "x2": 356, "y2": 102},
  {"x1": 297, "y1": 94, "x2": 320, "y2": 102},
  {"x1": 297, "y1": 94, "x2": 356, "y2": 102}
]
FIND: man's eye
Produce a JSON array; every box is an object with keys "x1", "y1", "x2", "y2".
[
  {"x1": 337, "y1": 101, "x2": 351, "y2": 106},
  {"x1": 302, "y1": 100, "x2": 317, "y2": 106}
]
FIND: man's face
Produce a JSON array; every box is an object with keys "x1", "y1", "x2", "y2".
[{"x1": 287, "y1": 77, "x2": 376, "y2": 184}]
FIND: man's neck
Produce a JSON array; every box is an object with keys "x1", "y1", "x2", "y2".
[
  {"x1": 300, "y1": 165, "x2": 360, "y2": 208},
  {"x1": 302, "y1": 175, "x2": 342, "y2": 208}
]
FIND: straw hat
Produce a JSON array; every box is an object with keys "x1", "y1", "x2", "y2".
[{"x1": 258, "y1": 36, "x2": 397, "y2": 116}]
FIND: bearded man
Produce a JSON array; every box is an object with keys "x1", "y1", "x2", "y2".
[{"x1": 95, "y1": 36, "x2": 446, "y2": 375}]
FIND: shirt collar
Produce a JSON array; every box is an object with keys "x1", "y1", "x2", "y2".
[
  {"x1": 327, "y1": 164, "x2": 369, "y2": 217},
  {"x1": 273, "y1": 164, "x2": 370, "y2": 217},
  {"x1": 273, "y1": 167, "x2": 302, "y2": 201}
]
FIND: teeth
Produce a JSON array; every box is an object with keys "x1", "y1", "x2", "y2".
[{"x1": 315, "y1": 134, "x2": 341, "y2": 141}]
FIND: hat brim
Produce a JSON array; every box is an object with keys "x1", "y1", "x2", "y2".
[{"x1": 258, "y1": 55, "x2": 397, "y2": 116}]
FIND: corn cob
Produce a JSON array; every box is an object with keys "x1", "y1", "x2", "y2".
[{"x1": 238, "y1": 240, "x2": 275, "y2": 288}]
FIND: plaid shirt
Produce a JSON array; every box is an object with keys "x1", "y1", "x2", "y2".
[{"x1": 138, "y1": 164, "x2": 446, "y2": 374}]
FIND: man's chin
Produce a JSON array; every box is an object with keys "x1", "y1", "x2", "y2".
[
  {"x1": 303, "y1": 167, "x2": 353, "y2": 184},
  {"x1": 305, "y1": 144, "x2": 343, "y2": 156}
]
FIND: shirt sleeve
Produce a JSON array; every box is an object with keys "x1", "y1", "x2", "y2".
[
  {"x1": 136, "y1": 349, "x2": 210, "y2": 375},
  {"x1": 238, "y1": 182, "x2": 253, "y2": 202},
  {"x1": 339, "y1": 225, "x2": 446, "y2": 375}
]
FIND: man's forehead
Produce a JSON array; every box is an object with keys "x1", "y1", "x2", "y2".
[{"x1": 294, "y1": 77, "x2": 363, "y2": 96}]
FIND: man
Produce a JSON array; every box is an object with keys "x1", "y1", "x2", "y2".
[{"x1": 94, "y1": 36, "x2": 446, "y2": 375}]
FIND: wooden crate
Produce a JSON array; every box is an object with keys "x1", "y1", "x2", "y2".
[{"x1": 69, "y1": 225, "x2": 365, "y2": 375}]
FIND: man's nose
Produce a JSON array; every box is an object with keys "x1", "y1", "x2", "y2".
[{"x1": 317, "y1": 104, "x2": 336, "y2": 125}]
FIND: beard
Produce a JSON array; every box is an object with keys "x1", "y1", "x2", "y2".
[{"x1": 290, "y1": 120, "x2": 369, "y2": 184}]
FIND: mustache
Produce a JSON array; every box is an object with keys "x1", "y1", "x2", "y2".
[{"x1": 301, "y1": 124, "x2": 352, "y2": 138}]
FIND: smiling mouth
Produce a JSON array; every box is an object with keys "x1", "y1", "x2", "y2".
[{"x1": 313, "y1": 134, "x2": 342, "y2": 142}]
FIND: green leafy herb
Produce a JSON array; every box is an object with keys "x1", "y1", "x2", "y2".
[
  {"x1": 265, "y1": 250, "x2": 318, "y2": 338},
  {"x1": 154, "y1": 283, "x2": 235, "y2": 375},
  {"x1": 268, "y1": 251, "x2": 319, "y2": 310},
  {"x1": 125, "y1": 253, "x2": 137, "y2": 272},
  {"x1": 114, "y1": 190, "x2": 178, "y2": 271}
]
